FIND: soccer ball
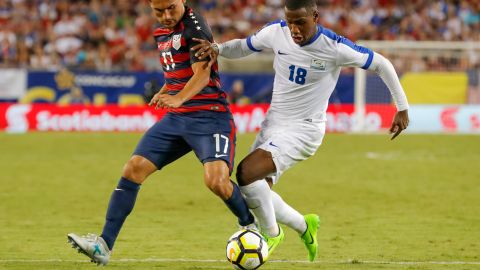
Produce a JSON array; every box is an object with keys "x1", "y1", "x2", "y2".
[{"x1": 226, "y1": 229, "x2": 269, "y2": 270}]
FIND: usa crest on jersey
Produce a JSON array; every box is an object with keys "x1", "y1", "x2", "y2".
[{"x1": 173, "y1": 34, "x2": 182, "y2": 50}]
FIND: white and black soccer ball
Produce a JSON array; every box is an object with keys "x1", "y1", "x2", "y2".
[{"x1": 226, "y1": 229, "x2": 269, "y2": 270}]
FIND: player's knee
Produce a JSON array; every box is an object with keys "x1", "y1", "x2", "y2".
[
  {"x1": 236, "y1": 161, "x2": 255, "y2": 186},
  {"x1": 122, "y1": 156, "x2": 152, "y2": 184},
  {"x1": 205, "y1": 175, "x2": 231, "y2": 200}
]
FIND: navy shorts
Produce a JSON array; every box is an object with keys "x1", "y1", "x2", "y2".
[{"x1": 133, "y1": 112, "x2": 236, "y2": 174}]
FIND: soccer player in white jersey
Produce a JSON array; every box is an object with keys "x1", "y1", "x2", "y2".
[{"x1": 192, "y1": 0, "x2": 409, "y2": 261}]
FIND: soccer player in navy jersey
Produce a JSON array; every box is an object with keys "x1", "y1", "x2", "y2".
[{"x1": 67, "y1": 0, "x2": 254, "y2": 265}]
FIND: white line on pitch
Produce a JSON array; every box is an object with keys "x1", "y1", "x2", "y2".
[{"x1": 1, "y1": 259, "x2": 480, "y2": 265}]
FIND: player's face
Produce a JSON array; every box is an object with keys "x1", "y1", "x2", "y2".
[
  {"x1": 150, "y1": 0, "x2": 186, "y2": 29},
  {"x1": 285, "y1": 7, "x2": 318, "y2": 45}
]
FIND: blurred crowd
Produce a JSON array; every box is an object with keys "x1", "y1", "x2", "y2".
[{"x1": 0, "y1": 0, "x2": 479, "y2": 72}]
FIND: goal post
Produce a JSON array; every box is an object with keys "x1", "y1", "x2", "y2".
[{"x1": 353, "y1": 41, "x2": 480, "y2": 133}]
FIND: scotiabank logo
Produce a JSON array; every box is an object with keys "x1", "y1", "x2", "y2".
[
  {"x1": 440, "y1": 107, "x2": 459, "y2": 132},
  {"x1": 6, "y1": 104, "x2": 31, "y2": 133},
  {"x1": 36, "y1": 110, "x2": 157, "y2": 132},
  {"x1": 2, "y1": 104, "x2": 159, "y2": 133},
  {"x1": 471, "y1": 114, "x2": 480, "y2": 131}
]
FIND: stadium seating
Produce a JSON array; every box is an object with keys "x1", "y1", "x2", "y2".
[{"x1": 0, "y1": 0, "x2": 478, "y2": 71}]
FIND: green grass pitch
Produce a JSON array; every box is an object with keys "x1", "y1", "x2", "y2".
[{"x1": 0, "y1": 133, "x2": 479, "y2": 270}]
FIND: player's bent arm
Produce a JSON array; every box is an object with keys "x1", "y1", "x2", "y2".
[
  {"x1": 175, "y1": 61, "x2": 212, "y2": 103},
  {"x1": 149, "y1": 84, "x2": 168, "y2": 107},
  {"x1": 368, "y1": 52, "x2": 409, "y2": 111},
  {"x1": 217, "y1": 39, "x2": 254, "y2": 59},
  {"x1": 158, "y1": 84, "x2": 167, "y2": 94}
]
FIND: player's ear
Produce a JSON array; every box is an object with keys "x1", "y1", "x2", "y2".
[{"x1": 313, "y1": 10, "x2": 319, "y2": 22}]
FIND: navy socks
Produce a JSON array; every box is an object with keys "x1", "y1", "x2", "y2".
[
  {"x1": 100, "y1": 177, "x2": 140, "y2": 250},
  {"x1": 100, "y1": 178, "x2": 253, "y2": 249},
  {"x1": 224, "y1": 181, "x2": 255, "y2": 226}
]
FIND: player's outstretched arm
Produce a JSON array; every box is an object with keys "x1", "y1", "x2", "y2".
[
  {"x1": 191, "y1": 38, "x2": 255, "y2": 61},
  {"x1": 368, "y1": 52, "x2": 410, "y2": 140}
]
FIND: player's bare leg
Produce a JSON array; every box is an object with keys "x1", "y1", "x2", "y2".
[
  {"x1": 204, "y1": 160, "x2": 234, "y2": 200},
  {"x1": 122, "y1": 155, "x2": 158, "y2": 184},
  {"x1": 68, "y1": 155, "x2": 157, "y2": 265},
  {"x1": 204, "y1": 160, "x2": 255, "y2": 226},
  {"x1": 236, "y1": 149, "x2": 284, "y2": 255}
]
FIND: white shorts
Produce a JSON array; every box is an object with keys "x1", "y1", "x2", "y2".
[{"x1": 250, "y1": 117, "x2": 326, "y2": 184}]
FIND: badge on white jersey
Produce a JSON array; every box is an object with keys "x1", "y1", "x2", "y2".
[
  {"x1": 172, "y1": 34, "x2": 182, "y2": 50},
  {"x1": 310, "y1": 59, "x2": 327, "y2": 71}
]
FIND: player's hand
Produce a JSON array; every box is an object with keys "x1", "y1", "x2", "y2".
[
  {"x1": 158, "y1": 94, "x2": 184, "y2": 109},
  {"x1": 203, "y1": 52, "x2": 217, "y2": 70},
  {"x1": 389, "y1": 109, "x2": 409, "y2": 140},
  {"x1": 149, "y1": 92, "x2": 165, "y2": 110},
  {"x1": 191, "y1": 38, "x2": 218, "y2": 68}
]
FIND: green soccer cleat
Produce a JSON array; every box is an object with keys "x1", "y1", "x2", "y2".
[
  {"x1": 301, "y1": 214, "x2": 320, "y2": 262},
  {"x1": 262, "y1": 225, "x2": 285, "y2": 258},
  {"x1": 67, "y1": 233, "x2": 111, "y2": 266}
]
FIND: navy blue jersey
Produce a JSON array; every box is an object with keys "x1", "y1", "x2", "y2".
[{"x1": 154, "y1": 6, "x2": 228, "y2": 114}]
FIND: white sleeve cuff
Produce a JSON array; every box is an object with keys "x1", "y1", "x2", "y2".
[
  {"x1": 218, "y1": 39, "x2": 255, "y2": 59},
  {"x1": 369, "y1": 52, "x2": 409, "y2": 111}
]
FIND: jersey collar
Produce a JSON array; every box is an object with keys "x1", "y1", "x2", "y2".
[{"x1": 300, "y1": 25, "x2": 322, "y2": 47}]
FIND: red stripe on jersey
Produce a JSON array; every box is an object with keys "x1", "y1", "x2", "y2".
[
  {"x1": 155, "y1": 22, "x2": 185, "y2": 37},
  {"x1": 164, "y1": 68, "x2": 193, "y2": 79},
  {"x1": 166, "y1": 80, "x2": 221, "y2": 91},
  {"x1": 154, "y1": 21, "x2": 185, "y2": 37},
  {"x1": 154, "y1": 28, "x2": 173, "y2": 36},
  {"x1": 180, "y1": 37, "x2": 187, "y2": 47},
  {"x1": 173, "y1": 52, "x2": 190, "y2": 63},
  {"x1": 208, "y1": 77, "x2": 221, "y2": 88},
  {"x1": 190, "y1": 93, "x2": 221, "y2": 100},
  {"x1": 165, "y1": 83, "x2": 186, "y2": 91},
  {"x1": 167, "y1": 90, "x2": 226, "y2": 100},
  {"x1": 228, "y1": 119, "x2": 236, "y2": 172},
  {"x1": 169, "y1": 104, "x2": 227, "y2": 113}
]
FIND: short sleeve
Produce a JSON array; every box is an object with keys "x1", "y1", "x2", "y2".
[
  {"x1": 246, "y1": 20, "x2": 284, "y2": 52},
  {"x1": 336, "y1": 36, "x2": 374, "y2": 70},
  {"x1": 184, "y1": 16, "x2": 214, "y2": 64}
]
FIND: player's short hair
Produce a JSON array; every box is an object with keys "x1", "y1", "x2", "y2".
[{"x1": 284, "y1": 0, "x2": 317, "y2": 13}]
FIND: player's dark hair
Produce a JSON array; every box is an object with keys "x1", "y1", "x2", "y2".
[{"x1": 285, "y1": 0, "x2": 317, "y2": 13}]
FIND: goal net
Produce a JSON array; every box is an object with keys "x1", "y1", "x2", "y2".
[{"x1": 353, "y1": 41, "x2": 480, "y2": 132}]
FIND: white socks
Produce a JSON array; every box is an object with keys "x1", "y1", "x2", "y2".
[
  {"x1": 240, "y1": 180, "x2": 279, "y2": 237},
  {"x1": 271, "y1": 190, "x2": 307, "y2": 234}
]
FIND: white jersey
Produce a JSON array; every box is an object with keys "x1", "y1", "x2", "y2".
[{"x1": 247, "y1": 20, "x2": 374, "y2": 121}]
